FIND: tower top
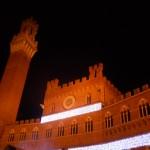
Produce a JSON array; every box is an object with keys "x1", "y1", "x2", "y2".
[
  {"x1": 10, "y1": 17, "x2": 39, "y2": 58},
  {"x1": 20, "y1": 17, "x2": 38, "y2": 40}
]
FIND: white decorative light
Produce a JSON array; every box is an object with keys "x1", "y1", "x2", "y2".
[
  {"x1": 41, "y1": 103, "x2": 102, "y2": 123},
  {"x1": 69, "y1": 132, "x2": 150, "y2": 150}
]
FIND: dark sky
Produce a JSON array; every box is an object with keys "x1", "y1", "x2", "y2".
[{"x1": 0, "y1": 3, "x2": 149, "y2": 120}]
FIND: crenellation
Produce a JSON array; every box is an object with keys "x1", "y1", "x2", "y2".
[
  {"x1": 68, "y1": 81, "x2": 74, "y2": 86},
  {"x1": 95, "y1": 63, "x2": 103, "y2": 77},
  {"x1": 89, "y1": 65, "x2": 95, "y2": 79},
  {"x1": 120, "y1": 94, "x2": 124, "y2": 100},
  {"x1": 74, "y1": 79, "x2": 80, "y2": 84},
  {"x1": 25, "y1": 120, "x2": 29, "y2": 124},
  {"x1": 29, "y1": 119, "x2": 35, "y2": 123},
  {"x1": 82, "y1": 76, "x2": 88, "y2": 82},
  {"x1": 20, "y1": 120, "x2": 24, "y2": 124},
  {"x1": 49, "y1": 78, "x2": 59, "y2": 89},
  {"x1": 15, "y1": 121, "x2": 19, "y2": 124},
  {"x1": 62, "y1": 83, "x2": 67, "y2": 88},
  {"x1": 142, "y1": 84, "x2": 149, "y2": 91},
  {"x1": 47, "y1": 63, "x2": 104, "y2": 92},
  {"x1": 35, "y1": 118, "x2": 41, "y2": 123},
  {"x1": 125, "y1": 91, "x2": 132, "y2": 98},
  {"x1": 133, "y1": 88, "x2": 140, "y2": 95}
]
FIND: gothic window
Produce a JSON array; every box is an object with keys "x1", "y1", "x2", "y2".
[
  {"x1": 71, "y1": 120, "x2": 78, "y2": 135},
  {"x1": 105, "y1": 112, "x2": 113, "y2": 128},
  {"x1": 8, "y1": 129, "x2": 15, "y2": 142},
  {"x1": 32, "y1": 127, "x2": 39, "y2": 140},
  {"x1": 139, "y1": 98, "x2": 150, "y2": 117},
  {"x1": 121, "y1": 106, "x2": 131, "y2": 124},
  {"x1": 58, "y1": 123, "x2": 64, "y2": 136},
  {"x1": 19, "y1": 128, "x2": 26, "y2": 141},
  {"x1": 46, "y1": 128, "x2": 52, "y2": 138},
  {"x1": 85, "y1": 117, "x2": 93, "y2": 133},
  {"x1": 87, "y1": 93, "x2": 91, "y2": 104}
]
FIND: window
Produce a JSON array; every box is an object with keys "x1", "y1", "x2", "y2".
[
  {"x1": 71, "y1": 120, "x2": 78, "y2": 135},
  {"x1": 105, "y1": 112, "x2": 113, "y2": 128},
  {"x1": 87, "y1": 93, "x2": 91, "y2": 104},
  {"x1": 19, "y1": 128, "x2": 26, "y2": 141},
  {"x1": 85, "y1": 117, "x2": 93, "y2": 133},
  {"x1": 46, "y1": 128, "x2": 52, "y2": 138},
  {"x1": 51, "y1": 103, "x2": 55, "y2": 113},
  {"x1": 32, "y1": 127, "x2": 39, "y2": 140},
  {"x1": 139, "y1": 99, "x2": 150, "y2": 117},
  {"x1": 8, "y1": 129, "x2": 15, "y2": 142},
  {"x1": 121, "y1": 106, "x2": 131, "y2": 124},
  {"x1": 58, "y1": 123, "x2": 64, "y2": 136}
]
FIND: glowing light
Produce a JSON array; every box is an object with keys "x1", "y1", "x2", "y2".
[
  {"x1": 69, "y1": 132, "x2": 150, "y2": 150},
  {"x1": 41, "y1": 103, "x2": 102, "y2": 123}
]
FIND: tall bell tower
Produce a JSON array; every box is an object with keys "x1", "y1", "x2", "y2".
[{"x1": 0, "y1": 18, "x2": 38, "y2": 124}]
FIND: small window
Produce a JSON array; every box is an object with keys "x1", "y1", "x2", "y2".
[
  {"x1": 8, "y1": 129, "x2": 15, "y2": 142},
  {"x1": 87, "y1": 93, "x2": 91, "y2": 104},
  {"x1": 32, "y1": 127, "x2": 39, "y2": 140},
  {"x1": 71, "y1": 120, "x2": 78, "y2": 135},
  {"x1": 139, "y1": 99, "x2": 150, "y2": 117},
  {"x1": 58, "y1": 123, "x2": 64, "y2": 136},
  {"x1": 105, "y1": 112, "x2": 113, "y2": 128},
  {"x1": 51, "y1": 103, "x2": 55, "y2": 113},
  {"x1": 46, "y1": 128, "x2": 52, "y2": 138},
  {"x1": 121, "y1": 106, "x2": 131, "y2": 124},
  {"x1": 85, "y1": 117, "x2": 93, "y2": 133}
]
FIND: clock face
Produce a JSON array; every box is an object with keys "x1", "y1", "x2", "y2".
[{"x1": 63, "y1": 96, "x2": 75, "y2": 109}]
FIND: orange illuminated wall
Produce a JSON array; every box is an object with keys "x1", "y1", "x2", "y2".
[{"x1": 43, "y1": 63, "x2": 122, "y2": 116}]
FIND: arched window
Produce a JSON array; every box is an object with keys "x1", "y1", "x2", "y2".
[
  {"x1": 58, "y1": 123, "x2": 64, "y2": 136},
  {"x1": 105, "y1": 111, "x2": 113, "y2": 128},
  {"x1": 139, "y1": 98, "x2": 150, "y2": 117},
  {"x1": 8, "y1": 129, "x2": 15, "y2": 142},
  {"x1": 32, "y1": 127, "x2": 39, "y2": 140},
  {"x1": 121, "y1": 106, "x2": 131, "y2": 124},
  {"x1": 85, "y1": 117, "x2": 93, "y2": 133},
  {"x1": 19, "y1": 128, "x2": 26, "y2": 141},
  {"x1": 46, "y1": 126, "x2": 52, "y2": 138},
  {"x1": 87, "y1": 93, "x2": 91, "y2": 104},
  {"x1": 71, "y1": 120, "x2": 78, "y2": 135}
]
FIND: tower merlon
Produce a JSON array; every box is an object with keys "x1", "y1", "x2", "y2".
[{"x1": 89, "y1": 63, "x2": 103, "y2": 79}]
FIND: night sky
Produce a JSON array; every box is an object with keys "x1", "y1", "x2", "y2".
[{"x1": 0, "y1": 4, "x2": 149, "y2": 120}]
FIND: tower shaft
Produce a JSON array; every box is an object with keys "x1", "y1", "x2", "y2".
[{"x1": 0, "y1": 18, "x2": 38, "y2": 124}]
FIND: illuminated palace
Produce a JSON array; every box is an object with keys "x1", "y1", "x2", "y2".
[{"x1": 0, "y1": 19, "x2": 150, "y2": 150}]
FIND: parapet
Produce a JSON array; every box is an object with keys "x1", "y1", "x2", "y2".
[
  {"x1": 16, "y1": 118, "x2": 41, "y2": 125},
  {"x1": 119, "y1": 84, "x2": 149, "y2": 101},
  {"x1": 142, "y1": 84, "x2": 149, "y2": 91},
  {"x1": 89, "y1": 63, "x2": 103, "y2": 79},
  {"x1": 47, "y1": 63, "x2": 104, "y2": 91},
  {"x1": 48, "y1": 78, "x2": 59, "y2": 89},
  {"x1": 133, "y1": 88, "x2": 140, "y2": 95},
  {"x1": 125, "y1": 91, "x2": 131, "y2": 98}
]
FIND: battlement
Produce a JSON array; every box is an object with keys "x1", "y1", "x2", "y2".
[
  {"x1": 120, "y1": 84, "x2": 149, "y2": 100},
  {"x1": 47, "y1": 63, "x2": 103, "y2": 90},
  {"x1": 89, "y1": 63, "x2": 103, "y2": 79},
  {"x1": 16, "y1": 118, "x2": 41, "y2": 125}
]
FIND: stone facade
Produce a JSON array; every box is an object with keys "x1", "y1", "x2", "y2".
[{"x1": 0, "y1": 19, "x2": 150, "y2": 150}]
